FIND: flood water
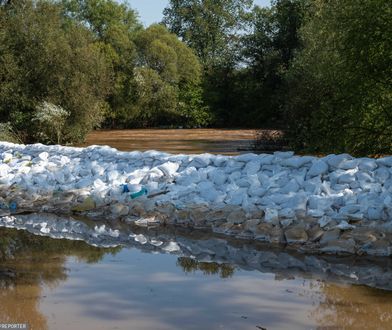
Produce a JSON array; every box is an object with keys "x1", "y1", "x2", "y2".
[
  {"x1": 2, "y1": 129, "x2": 392, "y2": 330},
  {"x1": 80, "y1": 128, "x2": 257, "y2": 155},
  {"x1": 2, "y1": 225, "x2": 392, "y2": 330}
]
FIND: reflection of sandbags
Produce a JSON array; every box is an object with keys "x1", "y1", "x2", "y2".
[{"x1": 4, "y1": 213, "x2": 392, "y2": 291}]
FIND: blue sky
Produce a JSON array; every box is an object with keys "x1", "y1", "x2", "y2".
[{"x1": 129, "y1": 0, "x2": 271, "y2": 26}]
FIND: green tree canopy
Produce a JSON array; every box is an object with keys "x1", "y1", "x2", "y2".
[
  {"x1": 232, "y1": 0, "x2": 307, "y2": 127},
  {"x1": 131, "y1": 24, "x2": 210, "y2": 127},
  {"x1": 285, "y1": 0, "x2": 392, "y2": 155},
  {"x1": 163, "y1": 0, "x2": 253, "y2": 69},
  {"x1": 136, "y1": 24, "x2": 201, "y2": 86},
  {"x1": 0, "y1": 0, "x2": 111, "y2": 143},
  {"x1": 61, "y1": 0, "x2": 142, "y2": 127}
]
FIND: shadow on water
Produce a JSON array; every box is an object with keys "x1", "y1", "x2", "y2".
[{"x1": 1, "y1": 216, "x2": 392, "y2": 329}]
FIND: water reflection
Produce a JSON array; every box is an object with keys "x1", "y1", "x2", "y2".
[
  {"x1": 177, "y1": 257, "x2": 235, "y2": 278},
  {"x1": 312, "y1": 283, "x2": 392, "y2": 330},
  {"x1": 0, "y1": 228, "x2": 120, "y2": 330},
  {"x1": 5, "y1": 213, "x2": 392, "y2": 291},
  {"x1": 0, "y1": 283, "x2": 46, "y2": 330},
  {"x1": 1, "y1": 225, "x2": 392, "y2": 329}
]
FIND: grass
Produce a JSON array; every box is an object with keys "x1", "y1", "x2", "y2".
[{"x1": 0, "y1": 122, "x2": 22, "y2": 144}]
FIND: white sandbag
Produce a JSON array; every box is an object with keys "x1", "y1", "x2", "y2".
[
  {"x1": 307, "y1": 160, "x2": 329, "y2": 177},
  {"x1": 244, "y1": 160, "x2": 261, "y2": 175},
  {"x1": 38, "y1": 152, "x2": 49, "y2": 161},
  {"x1": 264, "y1": 208, "x2": 279, "y2": 223},
  {"x1": 308, "y1": 195, "x2": 333, "y2": 211},
  {"x1": 377, "y1": 156, "x2": 392, "y2": 167},
  {"x1": 323, "y1": 154, "x2": 349, "y2": 168},
  {"x1": 158, "y1": 161, "x2": 180, "y2": 177},
  {"x1": 281, "y1": 156, "x2": 314, "y2": 168}
]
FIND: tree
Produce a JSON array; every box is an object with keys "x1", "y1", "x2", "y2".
[
  {"x1": 131, "y1": 24, "x2": 210, "y2": 127},
  {"x1": 130, "y1": 67, "x2": 178, "y2": 127},
  {"x1": 163, "y1": 0, "x2": 253, "y2": 68},
  {"x1": 235, "y1": 0, "x2": 307, "y2": 127},
  {"x1": 0, "y1": 0, "x2": 111, "y2": 143},
  {"x1": 61, "y1": 0, "x2": 142, "y2": 127},
  {"x1": 163, "y1": 0, "x2": 253, "y2": 126},
  {"x1": 285, "y1": 0, "x2": 392, "y2": 155}
]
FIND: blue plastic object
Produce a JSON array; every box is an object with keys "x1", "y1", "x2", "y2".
[
  {"x1": 130, "y1": 187, "x2": 148, "y2": 199},
  {"x1": 121, "y1": 184, "x2": 130, "y2": 193},
  {"x1": 9, "y1": 201, "x2": 17, "y2": 211},
  {"x1": 121, "y1": 184, "x2": 148, "y2": 199}
]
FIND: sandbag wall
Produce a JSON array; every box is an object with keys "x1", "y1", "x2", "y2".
[{"x1": 1, "y1": 142, "x2": 392, "y2": 255}]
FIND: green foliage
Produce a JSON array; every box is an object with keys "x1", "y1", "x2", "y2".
[
  {"x1": 163, "y1": 0, "x2": 305, "y2": 128},
  {"x1": 1, "y1": 0, "x2": 389, "y2": 152},
  {"x1": 61, "y1": 0, "x2": 142, "y2": 128},
  {"x1": 63, "y1": 3, "x2": 209, "y2": 129},
  {"x1": 0, "y1": 0, "x2": 209, "y2": 139},
  {"x1": 285, "y1": 0, "x2": 392, "y2": 155},
  {"x1": 0, "y1": 0, "x2": 111, "y2": 143},
  {"x1": 178, "y1": 84, "x2": 213, "y2": 127},
  {"x1": 61, "y1": 0, "x2": 140, "y2": 39},
  {"x1": 130, "y1": 24, "x2": 209, "y2": 127},
  {"x1": 163, "y1": 0, "x2": 255, "y2": 126},
  {"x1": 236, "y1": 0, "x2": 307, "y2": 127},
  {"x1": 163, "y1": 0, "x2": 253, "y2": 68},
  {"x1": 136, "y1": 24, "x2": 201, "y2": 86},
  {"x1": 130, "y1": 67, "x2": 178, "y2": 127}
]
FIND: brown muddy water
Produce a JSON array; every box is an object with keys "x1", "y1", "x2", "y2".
[
  {"x1": 2, "y1": 226, "x2": 392, "y2": 330},
  {"x1": 1, "y1": 129, "x2": 392, "y2": 330},
  {"x1": 80, "y1": 128, "x2": 258, "y2": 154}
]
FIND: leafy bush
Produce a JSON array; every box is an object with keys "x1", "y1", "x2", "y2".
[{"x1": 33, "y1": 102, "x2": 70, "y2": 144}]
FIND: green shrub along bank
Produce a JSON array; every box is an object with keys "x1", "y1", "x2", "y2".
[
  {"x1": 0, "y1": 0, "x2": 390, "y2": 156},
  {"x1": 284, "y1": 0, "x2": 392, "y2": 156},
  {"x1": 0, "y1": 0, "x2": 111, "y2": 144}
]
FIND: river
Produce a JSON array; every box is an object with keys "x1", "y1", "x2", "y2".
[{"x1": 80, "y1": 128, "x2": 257, "y2": 154}]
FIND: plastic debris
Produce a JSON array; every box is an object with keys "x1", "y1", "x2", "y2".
[
  {"x1": 9, "y1": 201, "x2": 17, "y2": 212},
  {"x1": 130, "y1": 187, "x2": 148, "y2": 199}
]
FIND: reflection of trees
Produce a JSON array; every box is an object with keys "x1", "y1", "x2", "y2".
[
  {"x1": 177, "y1": 257, "x2": 235, "y2": 278},
  {"x1": 311, "y1": 282, "x2": 392, "y2": 330},
  {"x1": 0, "y1": 228, "x2": 121, "y2": 330}
]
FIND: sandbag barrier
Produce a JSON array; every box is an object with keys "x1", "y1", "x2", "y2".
[{"x1": 0, "y1": 142, "x2": 392, "y2": 256}]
